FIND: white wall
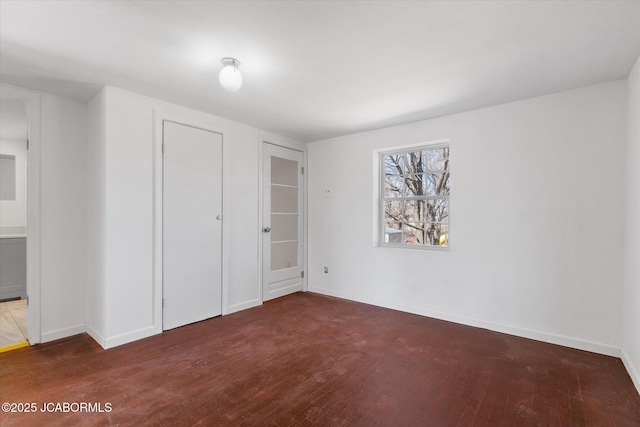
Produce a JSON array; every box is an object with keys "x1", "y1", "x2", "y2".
[
  {"x1": 39, "y1": 93, "x2": 87, "y2": 342},
  {"x1": 622, "y1": 55, "x2": 640, "y2": 393},
  {"x1": 0, "y1": 138, "x2": 27, "y2": 227},
  {"x1": 308, "y1": 80, "x2": 627, "y2": 356},
  {"x1": 86, "y1": 86, "x2": 303, "y2": 348}
]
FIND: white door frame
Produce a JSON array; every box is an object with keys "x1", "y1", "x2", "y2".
[
  {"x1": 258, "y1": 135, "x2": 308, "y2": 302},
  {"x1": 152, "y1": 111, "x2": 229, "y2": 334},
  {"x1": 0, "y1": 84, "x2": 41, "y2": 344}
]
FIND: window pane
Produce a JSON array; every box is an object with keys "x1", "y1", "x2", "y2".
[
  {"x1": 384, "y1": 200, "x2": 403, "y2": 221},
  {"x1": 426, "y1": 147, "x2": 449, "y2": 171},
  {"x1": 400, "y1": 151, "x2": 425, "y2": 174},
  {"x1": 271, "y1": 214, "x2": 298, "y2": 241},
  {"x1": 271, "y1": 241, "x2": 298, "y2": 270},
  {"x1": 385, "y1": 174, "x2": 428, "y2": 197},
  {"x1": 403, "y1": 223, "x2": 425, "y2": 245},
  {"x1": 384, "y1": 175, "x2": 406, "y2": 197},
  {"x1": 384, "y1": 222, "x2": 402, "y2": 244},
  {"x1": 271, "y1": 156, "x2": 298, "y2": 186},
  {"x1": 384, "y1": 155, "x2": 402, "y2": 176},
  {"x1": 425, "y1": 199, "x2": 449, "y2": 223},
  {"x1": 403, "y1": 173, "x2": 424, "y2": 197},
  {"x1": 424, "y1": 173, "x2": 450, "y2": 196},
  {"x1": 384, "y1": 151, "x2": 425, "y2": 175},
  {"x1": 425, "y1": 223, "x2": 448, "y2": 246},
  {"x1": 440, "y1": 173, "x2": 451, "y2": 195},
  {"x1": 271, "y1": 185, "x2": 297, "y2": 213},
  {"x1": 405, "y1": 200, "x2": 426, "y2": 222}
]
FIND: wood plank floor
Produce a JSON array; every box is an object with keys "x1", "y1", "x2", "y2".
[{"x1": 0, "y1": 292, "x2": 638, "y2": 426}]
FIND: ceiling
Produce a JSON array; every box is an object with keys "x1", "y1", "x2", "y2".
[{"x1": 1, "y1": 1, "x2": 639, "y2": 143}]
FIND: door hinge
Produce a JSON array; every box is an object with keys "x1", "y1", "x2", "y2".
[
  {"x1": 301, "y1": 270, "x2": 304, "y2": 278},
  {"x1": 301, "y1": 166, "x2": 304, "y2": 174},
  {"x1": 27, "y1": 139, "x2": 30, "y2": 150},
  {"x1": 162, "y1": 143, "x2": 165, "y2": 154},
  {"x1": 162, "y1": 298, "x2": 165, "y2": 308}
]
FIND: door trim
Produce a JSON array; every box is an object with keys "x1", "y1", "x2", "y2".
[
  {"x1": 0, "y1": 84, "x2": 41, "y2": 344},
  {"x1": 152, "y1": 111, "x2": 230, "y2": 334},
  {"x1": 258, "y1": 135, "x2": 308, "y2": 302}
]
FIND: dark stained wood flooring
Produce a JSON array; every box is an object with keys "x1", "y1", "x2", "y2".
[{"x1": 1, "y1": 292, "x2": 639, "y2": 426}]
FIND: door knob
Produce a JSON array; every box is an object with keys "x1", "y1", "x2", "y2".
[{"x1": 263, "y1": 227, "x2": 271, "y2": 233}]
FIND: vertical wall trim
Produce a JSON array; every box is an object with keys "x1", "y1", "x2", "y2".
[{"x1": 257, "y1": 138, "x2": 265, "y2": 302}]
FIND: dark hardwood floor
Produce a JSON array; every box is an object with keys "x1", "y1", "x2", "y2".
[{"x1": 0, "y1": 292, "x2": 638, "y2": 426}]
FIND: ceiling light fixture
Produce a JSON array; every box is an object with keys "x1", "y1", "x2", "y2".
[{"x1": 219, "y1": 57, "x2": 242, "y2": 91}]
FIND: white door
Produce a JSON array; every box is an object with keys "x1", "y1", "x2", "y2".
[
  {"x1": 163, "y1": 121, "x2": 222, "y2": 330},
  {"x1": 262, "y1": 143, "x2": 304, "y2": 301}
]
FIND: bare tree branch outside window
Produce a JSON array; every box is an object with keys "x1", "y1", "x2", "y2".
[{"x1": 382, "y1": 145, "x2": 449, "y2": 246}]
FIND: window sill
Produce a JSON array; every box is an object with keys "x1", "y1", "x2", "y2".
[{"x1": 378, "y1": 243, "x2": 450, "y2": 252}]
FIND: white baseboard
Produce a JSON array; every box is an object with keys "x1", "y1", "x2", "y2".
[
  {"x1": 40, "y1": 324, "x2": 86, "y2": 343},
  {"x1": 85, "y1": 322, "x2": 106, "y2": 348},
  {"x1": 103, "y1": 325, "x2": 157, "y2": 349},
  {"x1": 308, "y1": 286, "x2": 620, "y2": 357},
  {"x1": 621, "y1": 348, "x2": 640, "y2": 395},
  {"x1": 308, "y1": 286, "x2": 352, "y2": 301},
  {"x1": 227, "y1": 299, "x2": 262, "y2": 314}
]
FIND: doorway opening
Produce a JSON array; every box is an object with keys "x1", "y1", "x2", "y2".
[
  {"x1": 0, "y1": 85, "x2": 42, "y2": 349},
  {"x1": 0, "y1": 99, "x2": 29, "y2": 350}
]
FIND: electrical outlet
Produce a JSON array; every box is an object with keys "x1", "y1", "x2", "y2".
[
  {"x1": 324, "y1": 266, "x2": 329, "y2": 273},
  {"x1": 323, "y1": 188, "x2": 332, "y2": 197}
]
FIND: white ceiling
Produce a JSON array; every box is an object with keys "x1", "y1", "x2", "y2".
[{"x1": 1, "y1": 1, "x2": 639, "y2": 142}]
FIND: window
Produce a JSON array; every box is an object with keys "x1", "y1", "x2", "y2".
[
  {"x1": 380, "y1": 144, "x2": 450, "y2": 248},
  {"x1": 0, "y1": 154, "x2": 17, "y2": 200}
]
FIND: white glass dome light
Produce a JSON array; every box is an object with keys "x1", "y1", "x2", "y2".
[{"x1": 219, "y1": 57, "x2": 243, "y2": 92}]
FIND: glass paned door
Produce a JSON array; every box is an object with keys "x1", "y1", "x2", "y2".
[{"x1": 262, "y1": 143, "x2": 304, "y2": 301}]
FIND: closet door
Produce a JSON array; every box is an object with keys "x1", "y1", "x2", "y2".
[{"x1": 163, "y1": 121, "x2": 222, "y2": 330}]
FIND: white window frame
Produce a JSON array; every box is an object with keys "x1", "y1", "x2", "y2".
[{"x1": 378, "y1": 140, "x2": 450, "y2": 251}]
